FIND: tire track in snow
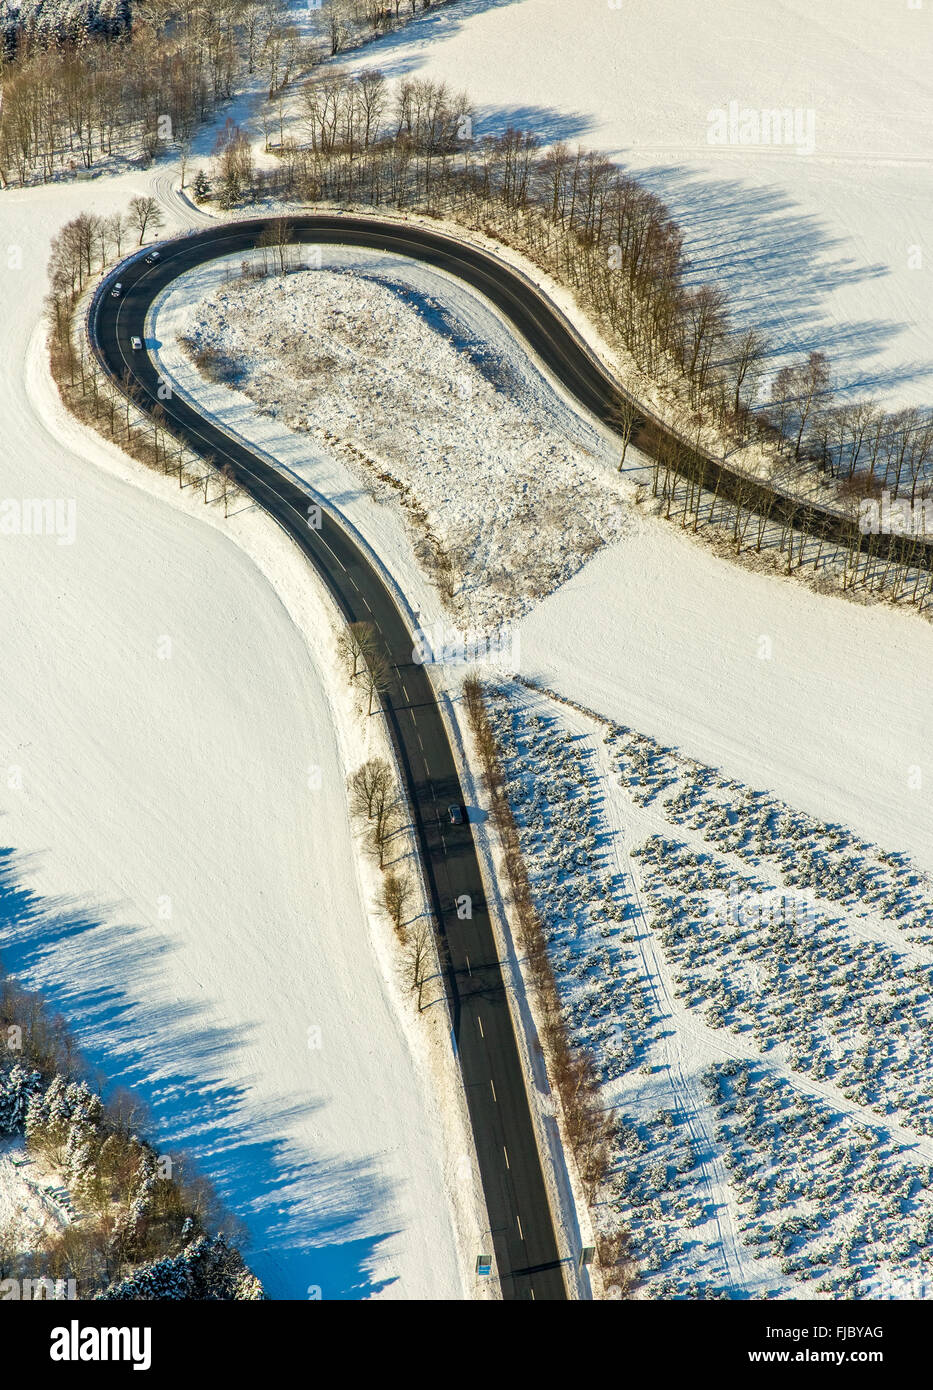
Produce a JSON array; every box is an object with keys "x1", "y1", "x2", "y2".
[
  {"x1": 549, "y1": 697, "x2": 933, "y2": 1297},
  {"x1": 585, "y1": 726, "x2": 764, "y2": 1296}
]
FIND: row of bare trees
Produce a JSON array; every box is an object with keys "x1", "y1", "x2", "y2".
[
  {"x1": 0, "y1": 0, "x2": 311, "y2": 187},
  {"x1": 461, "y1": 676, "x2": 635, "y2": 1295},
  {"x1": 644, "y1": 418, "x2": 933, "y2": 607},
  {"x1": 345, "y1": 750, "x2": 433, "y2": 1011},
  {"x1": 46, "y1": 207, "x2": 245, "y2": 515},
  {"x1": 47, "y1": 197, "x2": 164, "y2": 303},
  {"x1": 320, "y1": 0, "x2": 453, "y2": 58},
  {"x1": 235, "y1": 70, "x2": 933, "y2": 528},
  {"x1": 337, "y1": 626, "x2": 439, "y2": 1012}
]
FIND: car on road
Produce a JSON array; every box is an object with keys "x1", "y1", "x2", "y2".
[
  {"x1": 130, "y1": 336, "x2": 143, "y2": 351},
  {"x1": 145, "y1": 251, "x2": 160, "y2": 263},
  {"x1": 448, "y1": 803, "x2": 464, "y2": 825},
  {"x1": 111, "y1": 282, "x2": 122, "y2": 297}
]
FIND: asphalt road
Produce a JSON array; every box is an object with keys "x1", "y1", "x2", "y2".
[
  {"x1": 118, "y1": 214, "x2": 929, "y2": 572},
  {"x1": 88, "y1": 217, "x2": 580, "y2": 1302}
]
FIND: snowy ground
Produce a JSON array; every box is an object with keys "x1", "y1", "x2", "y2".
[
  {"x1": 0, "y1": 179, "x2": 476, "y2": 1300},
  {"x1": 155, "y1": 219, "x2": 933, "y2": 1294},
  {"x1": 161, "y1": 245, "x2": 933, "y2": 889},
  {"x1": 4, "y1": 0, "x2": 932, "y2": 1302},
  {"x1": 485, "y1": 680, "x2": 933, "y2": 1299},
  {"x1": 170, "y1": 251, "x2": 623, "y2": 629},
  {"x1": 518, "y1": 523, "x2": 933, "y2": 883},
  {"x1": 342, "y1": 0, "x2": 933, "y2": 410},
  {"x1": 0, "y1": 1136, "x2": 72, "y2": 1259}
]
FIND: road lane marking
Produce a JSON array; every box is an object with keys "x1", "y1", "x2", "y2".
[{"x1": 94, "y1": 234, "x2": 575, "y2": 1298}]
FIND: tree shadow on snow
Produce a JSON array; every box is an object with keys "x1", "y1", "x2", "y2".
[
  {"x1": 0, "y1": 845, "x2": 397, "y2": 1301},
  {"x1": 625, "y1": 162, "x2": 932, "y2": 400},
  {"x1": 329, "y1": 0, "x2": 542, "y2": 83}
]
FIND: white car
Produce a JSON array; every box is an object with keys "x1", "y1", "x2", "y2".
[
  {"x1": 145, "y1": 251, "x2": 160, "y2": 263},
  {"x1": 130, "y1": 336, "x2": 143, "y2": 351}
]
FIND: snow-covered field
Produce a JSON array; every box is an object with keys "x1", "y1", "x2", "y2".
[
  {"x1": 3, "y1": 0, "x2": 932, "y2": 1304},
  {"x1": 160, "y1": 224, "x2": 933, "y2": 1294},
  {"x1": 485, "y1": 680, "x2": 933, "y2": 1298},
  {"x1": 0, "y1": 181, "x2": 475, "y2": 1300},
  {"x1": 171, "y1": 253, "x2": 622, "y2": 629},
  {"x1": 518, "y1": 523, "x2": 933, "y2": 882},
  {"x1": 343, "y1": 0, "x2": 933, "y2": 410}
]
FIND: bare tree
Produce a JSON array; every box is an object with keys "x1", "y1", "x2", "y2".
[
  {"x1": 179, "y1": 138, "x2": 193, "y2": 190},
  {"x1": 681, "y1": 283, "x2": 727, "y2": 399},
  {"x1": 404, "y1": 921, "x2": 433, "y2": 1011},
  {"x1": 347, "y1": 756, "x2": 400, "y2": 867},
  {"x1": 126, "y1": 195, "x2": 165, "y2": 247},
  {"x1": 0, "y1": 1217, "x2": 24, "y2": 1281},
  {"x1": 257, "y1": 217, "x2": 293, "y2": 274},
  {"x1": 381, "y1": 871, "x2": 413, "y2": 938},
  {"x1": 356, "y1": 69, "x2": 387, "y2": 148},
  {"x1": 120, "y1": 366, "x2": 141, "y2": 436},
  {"x1": 609, "y1": 392, "x2": 638, "y2": 470},
  {"x1": 360, "y1": 645, "x2": 392, "y2": 716},
  {"x1": 348, "y1": 757, "x2": 394, "y2": 822},
  {"x1": 104, "y1": 211, "x2": 126, "y2": 259},
  {"x1": 219, "y1": 463, "x2": 240, "y2": 516},
  {"x1": 368, "y1": 765, "x2": 401, "y2": 866},
  {"x1": 726, "y1": 326, "x2": 766, "y2": 423},
  {"x1": 322, "y1": 0, "x2": 347, "y2": 55},
  {"x1": 775, "y1": 351, "x2": 832, "y2": 462},
  {"x1": 336, "y1": 620, "x2": 380, "y2": 683}
]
